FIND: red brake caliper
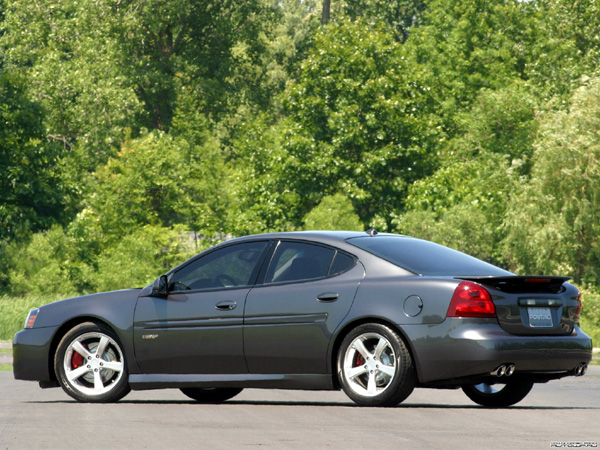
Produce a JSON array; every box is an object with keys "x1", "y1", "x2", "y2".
[
  {"x1": 355, "y1": 353, "x2": 365, "y2": 366},
  {"x1": 72, "y1": 346, "x2": 85, "y2": 369}
]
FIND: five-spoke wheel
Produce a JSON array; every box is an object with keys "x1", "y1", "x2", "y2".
[
  {"x1": 55, "y1": 322, "x2": 130, "y2": 403},
  {"x1": 338, "y1": 323, "x2": 415, "y2": 407}
]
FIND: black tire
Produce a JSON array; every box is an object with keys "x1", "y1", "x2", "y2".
[
  {"x1": 462, "y1": 382, "x2": 534, "y2": 407},
  {"x1": 180, "y1": 387, "x2": 243, "y2": 403},
  {"x1": 337, "y1": 323, "x2": 415, "y2": 407},
  {"x1": 54, "y1": 322, "x2": 130, "y2": 403}
]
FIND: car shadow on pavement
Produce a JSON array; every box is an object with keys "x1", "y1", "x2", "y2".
[{"x1": 27, "y1": 399, "x2": 599, "y2": 410}]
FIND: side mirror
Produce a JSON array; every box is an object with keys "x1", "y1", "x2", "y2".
[{"x1": 151, "y1": 275, "x2": 169, "y2": 298}]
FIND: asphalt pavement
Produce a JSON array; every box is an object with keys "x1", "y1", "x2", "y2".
[
  {"x1": 0, "y1": 341, "x2": 12, "y2": 366},
  {"x1": 1, "y1": 342, "x2": 599, "y2": 450}
]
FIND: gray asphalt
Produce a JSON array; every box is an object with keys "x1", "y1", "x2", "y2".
[{"x1": 1, "y1": 364, "x2": 599, "y2": 450}]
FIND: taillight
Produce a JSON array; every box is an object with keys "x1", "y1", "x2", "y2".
[{"x1": 447, "y1": 281, "x2": 496, "y2": 318}]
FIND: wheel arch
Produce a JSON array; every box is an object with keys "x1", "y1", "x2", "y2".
[
  {"x1": 329, "y1": 317, "x2": 420, "y2": 389},
  {"x1": 47, "y1": 316, "x2": 129, "y2": 384}
]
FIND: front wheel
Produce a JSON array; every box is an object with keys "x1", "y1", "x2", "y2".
[
  {"x1": 462, "y1": 382, "x2": 534, "y2": 407},
  {"x1": 54, "y1": 322, "x2": 130, "y2": 403},
  {"x1": 180, "y1": 387, "x2": 243, "y2": 403},
  {"x1": 337, "y1": 323, "x2": 415, "y2": 407}
]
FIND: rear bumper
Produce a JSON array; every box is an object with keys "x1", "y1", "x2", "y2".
[
  {"x1": 13, "y1": 327, "x2": 58, "y2": 382},
  {"x1": 402, "y1": 319, "x2": 593, "y2": 385}
]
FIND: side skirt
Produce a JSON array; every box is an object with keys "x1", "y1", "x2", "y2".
[{"x1": 129, "y1": 373, "x2": 334, "y2": 391}]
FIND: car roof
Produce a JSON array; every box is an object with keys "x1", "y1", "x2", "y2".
[{"x1": 228, "y1": 230, "x2": 397, "y2": 246}]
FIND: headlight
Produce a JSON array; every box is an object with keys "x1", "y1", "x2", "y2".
[{"x1": 24, "y1": 309, "x2": 39, "y2": 329}]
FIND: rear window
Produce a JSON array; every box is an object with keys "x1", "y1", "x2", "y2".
[{"x1": 347, "y1": 236, "x2": 511, "y2": 277}]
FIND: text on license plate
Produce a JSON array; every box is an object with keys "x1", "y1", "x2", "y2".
[{"x1": 528, "y1": 307, "x2": 553, "y2": 328}]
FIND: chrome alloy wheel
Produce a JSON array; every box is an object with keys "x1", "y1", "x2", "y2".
[
  {"x1": 341, "y1": 332, "x2": 397, "y2": 397},
  {"x1": 62, "y1": 332, "x2": 125, "y2": 397}
]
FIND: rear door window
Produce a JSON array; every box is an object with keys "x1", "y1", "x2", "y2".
[{"x1": 264, "y1": 241, "x2": 355, "y2": 284}]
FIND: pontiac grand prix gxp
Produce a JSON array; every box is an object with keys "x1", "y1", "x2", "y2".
[{"x1": 13, "y1": 231, "x2": 592, "y2": 407}]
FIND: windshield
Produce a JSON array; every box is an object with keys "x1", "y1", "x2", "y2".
[{"x1": 347, "y1": 236, "x2": 511, "y2": 277}]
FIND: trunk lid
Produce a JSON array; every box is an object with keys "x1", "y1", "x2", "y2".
[{"x1": 456, "y1": 276, "x2": 580, "y2": 336}]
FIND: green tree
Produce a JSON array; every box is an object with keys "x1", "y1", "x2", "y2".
[
  {"x1": 407, "y1": 0, "x2": 542, "y2": 134},
  {"x1": 82, "y1": 130, "x2": 230, "y2": 245},
  {"x1": 7, "y1": 226, "x2": 81, "y2": 296},
  {"x1": 279, "y1": 20, "x2": 439, "y2": 229},
  {"x1": 1, "y1": 0, "x2": 142, "y2": 170},
  {"x1": 1, "y1": 0, "x2": 275, "y2": 171},
  {"x1": 527, "y1": 0, "x2": 600, "y2": 101},
  {"x1": 0, "y1": 71, "x2": 66, "y2": 241},
  {"x1": 303, "y1": 193, "x2": 363, "y2": 230},
  {"x1": 228, "y1": 113, "x2": 298, "y2": 235},
  {"x1": 335, "y1": 0, "x2": 427, "y2": 42},
  {"x1": 502, "y1": 77, "x2": 600, "y2": 283},
  {"x1": 93, "y1": 225, "x2": 194, "y2": 292},
  {"x1": 396, "y1": 83, "x2": 538, "y2": 262},
  {"x1": 261, "y1": 0, "x2": 320, "y2": 95},
  {"x1": 6, "y1": 222, "x2": 194, "y2": 295}
]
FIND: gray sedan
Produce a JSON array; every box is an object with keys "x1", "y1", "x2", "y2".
[{"x1": 13, "y1": 231, "x2": 593, "y2": 407}]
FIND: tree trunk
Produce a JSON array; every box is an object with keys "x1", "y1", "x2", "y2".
[{"x1": 321, "y1": 0, "x2": 331, "y2": 25}]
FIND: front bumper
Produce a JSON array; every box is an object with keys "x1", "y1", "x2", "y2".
[
  {"x1": 13, "y1": 327, "x2": 58, "y2": 382},
  {"x1": 403, "y1": 319, "x2": 593, "y2": 385}
]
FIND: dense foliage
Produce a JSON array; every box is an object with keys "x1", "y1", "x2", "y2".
[{"x1": 0, "y1": 0, "x2": 599, "y2": 338}]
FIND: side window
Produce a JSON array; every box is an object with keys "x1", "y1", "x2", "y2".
[
  {"x1": 264, "y1": 241, "x2": 356, "y2": 284},
  {"x1": 329, "y1": 251, "x2": 356, "y2": 276},
  {"x1": 169, "y1": 241, "x2": 268, "y2": 292},
  {"x1": 265, "y1": 242, "x2": 334, "y2": 283}
]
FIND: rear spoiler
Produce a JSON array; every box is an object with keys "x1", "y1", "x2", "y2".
[{"x1": 455, "y1": 276, "x2": 571, "y2": 294}]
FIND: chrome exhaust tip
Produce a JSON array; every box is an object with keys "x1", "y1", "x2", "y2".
[
  {"x1": 505, "y1": 364, "x2": 516, "y2": 377},
  {"x1": 490, "y1": 365, "x2": 507, "y2": 377},
  {"x1": 574, "y1": 363, "x2": 588, "y2": 377}
]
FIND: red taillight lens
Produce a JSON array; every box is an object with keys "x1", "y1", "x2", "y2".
[{"x1": 447, "y1": 281, "x2": 495, "y2": 318}]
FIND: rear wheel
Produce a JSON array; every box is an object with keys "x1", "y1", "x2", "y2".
[
  {"x1": 462, "y1": 382, "x2": 534, "y2": 407},
  {"x1": 180, "y1": 387, "x2": 243, "y2": 403},
  {"x1": 337, "y1": 323, "x2": 415, "y2": 407},
  {"x1": 55, "y1": 322, "x2": 130, "y2": 403}
]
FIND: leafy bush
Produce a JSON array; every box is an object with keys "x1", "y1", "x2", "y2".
[
  {"x1": 303, "y1": 193, "x2": 363, "y2": 231},
  {"x1": 580, "y1": 286, "x2": 600, "y2": 347},
  {"x1": 93, "y1": 225, "x2": 197, "y2": 292},
  {"x1": 6, "y1": 224, "x2": 200, "y2": 296},
  {"x1": 7, "y1": 226, "x2": 83, "y2": 296}
]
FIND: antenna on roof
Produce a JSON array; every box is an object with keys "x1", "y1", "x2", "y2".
[{"x1": 366, "y1": 228, "x2": 378, "y2": 237}]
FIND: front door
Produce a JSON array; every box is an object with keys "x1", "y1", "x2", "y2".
[{"x1": 133, "y1": 240, "x2": 270, "y2": 374}]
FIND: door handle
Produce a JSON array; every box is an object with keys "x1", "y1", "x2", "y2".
[
  {"x1": 317, "y1": 292, "x2": 339, "y2": 302},
  {"x1": 215, "y1": 300, "x2": 237, "y2": 311}
]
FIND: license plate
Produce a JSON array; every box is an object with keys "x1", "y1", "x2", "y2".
[{"x1": 528, "y1": 307, "x2": 553, "y2": 327}]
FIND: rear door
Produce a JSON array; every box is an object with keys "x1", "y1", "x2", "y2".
[
  {"x1": 244, "y1": 240, "x2": 364, "y2": 374},
  {"x1": 461, "y1": 276, "x2": 581, "y2": 336}
]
